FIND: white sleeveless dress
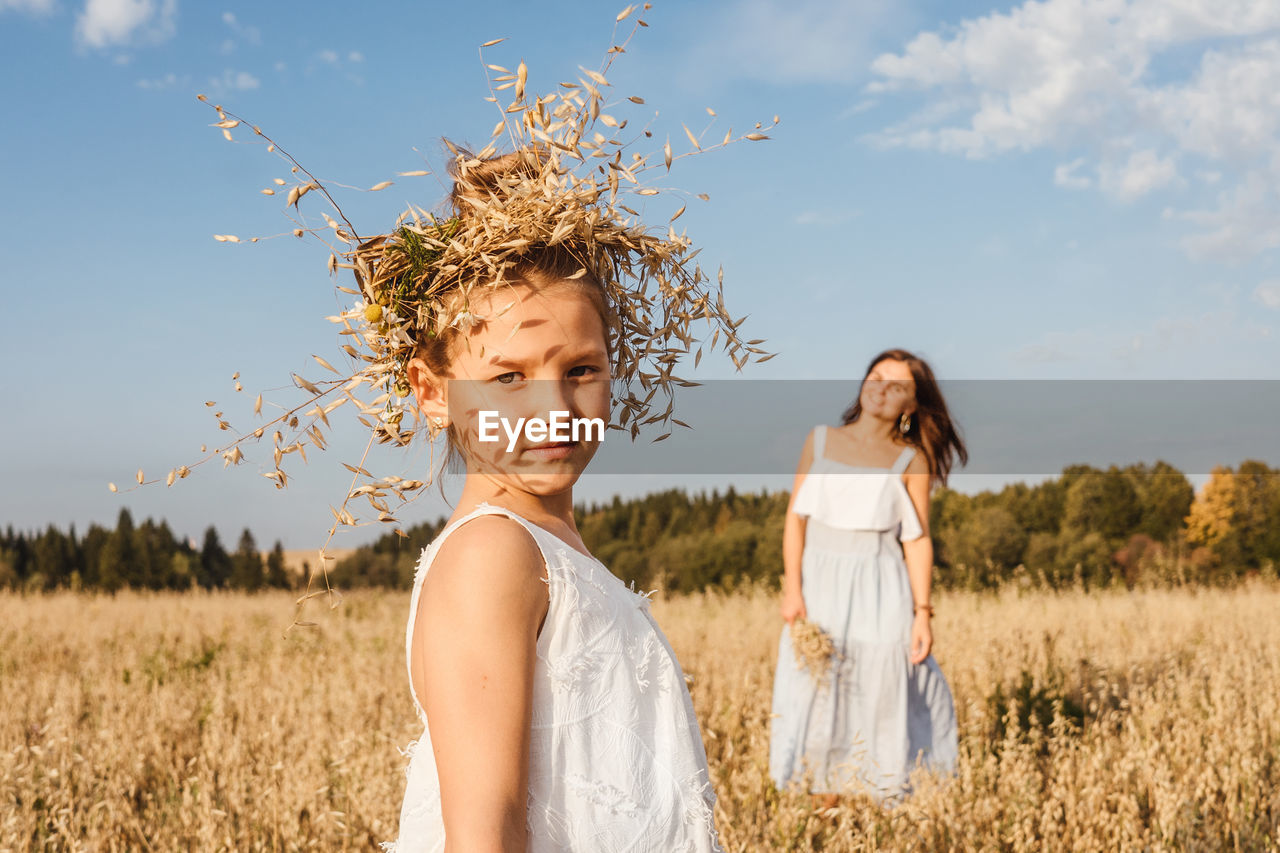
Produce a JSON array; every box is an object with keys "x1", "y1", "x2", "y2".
[
  {"x1": 383, "y1": 501, "x2": 723, "y2": 852},
  {"x1": 769, "y1": 425, "x2": 958, "y2": 796}
]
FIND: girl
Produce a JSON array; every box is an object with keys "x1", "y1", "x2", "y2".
[
  {"x1": 379, "y1": 151, "x2": 731, "y2": 851},
  {"x1": 770, "y1": 349, "x2": 966, "y2": 800},
  {"x1": 181, "y1": 20, "x2": 772, "y2": 848}
]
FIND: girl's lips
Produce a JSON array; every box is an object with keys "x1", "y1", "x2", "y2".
[{"x1": 523, "y1": 442, "x2": 578, "y2": 461}]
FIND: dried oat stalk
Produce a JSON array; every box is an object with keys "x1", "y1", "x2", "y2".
[
  {"x1": 117, "y1": 3, "x2": 778, "y2": 631},
  {"x1": 791, "y1": 618, "x2": 843, "y2": 688}
]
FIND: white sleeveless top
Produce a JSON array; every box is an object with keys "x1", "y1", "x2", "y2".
[
  {"x1": 790, "y1": 425, "x2": 925, "y2": 541},
  {"x1": 383, "y1": 502, "x2": 723, "y2": 853}
]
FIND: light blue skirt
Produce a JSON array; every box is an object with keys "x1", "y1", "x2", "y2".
[{"x1": 769, "y1": 521, "x2": 957, "y2": 796}]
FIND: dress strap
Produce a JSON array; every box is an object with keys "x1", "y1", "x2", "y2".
[
  {"x1": 890, "y1": 445, "x2": 916, "y2": 475},
  {"x1": 813, "y1": 425, "x2": 827, "y2": 461}
]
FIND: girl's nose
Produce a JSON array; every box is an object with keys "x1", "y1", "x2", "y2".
[{"x1": 529, "y1": 378, "x2": 576, "y2": 421}]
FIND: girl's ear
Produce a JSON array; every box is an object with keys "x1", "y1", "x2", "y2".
[{"x1": 407, "y1": 356, "x2": 449, "y2": 427}]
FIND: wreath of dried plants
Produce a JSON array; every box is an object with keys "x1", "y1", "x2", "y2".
[{"x1": 114, "y1": 4, "x2": 778, "y2": 632}]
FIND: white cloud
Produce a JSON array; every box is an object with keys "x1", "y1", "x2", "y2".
[
  {"x1": 1173, "y1": 172, "x2": 1280, "y2": 260},
  {"x1": 209, "y1": 68, "x2": 259, "y2": 92},
  {"x1": 1255, "y1": 281, "x2": 1280, "y2": 309},
  {"x1": 868, "y1": 0, "x2": 1151, "y2": 156},
  {"x1": 0, "y1": 0, "x2": 56, "y2": 14},
  {"x1": 317, "y1": 49, "x2": 338, "y2": 64},
  {"x1": 868, "y1": 0, "x2": 1280, "y2": 260},
  {"x1": 1144, "y1": 39, "x2": 1280, "y2": 162},
  {"x1": 347, "y1": 50, "x2": 363, "y2": 63},
  {"x1": 1054, "y1": 157, "x2": 1091, "y2": 190},
  {"x1": 220, "y1": 9, "x2": 259, "y2": 46},
  {"x1": 1097, "y1": 148, "x2": 1180, "y2": 201},
  {"x1": 75, "y1": 0, "x2": 176, "y2": 49}
]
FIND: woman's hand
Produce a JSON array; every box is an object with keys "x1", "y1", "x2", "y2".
[
  {"x1": 780, "y1": 587, "x2": 807, "y2": 625},
  {"x1": 909, "y1": 612, "x2": 932, "y2": 664}
]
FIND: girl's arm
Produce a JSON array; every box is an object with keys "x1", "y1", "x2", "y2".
[
  {"x1": 780, "y1": 430, "x2": 815, "y2": 625},
  {"x1": 411, "y1": 515, "x2": 550, "y2": 853},
  {"x1": 900, "y1": 453, "x2": 935, "y2": 665}
]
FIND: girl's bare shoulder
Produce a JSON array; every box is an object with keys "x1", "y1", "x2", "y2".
[{"x1": 425, "y1": 514, "x2": 548, "y2": 603}]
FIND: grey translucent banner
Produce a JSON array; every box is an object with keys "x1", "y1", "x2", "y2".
[{"x1": 441, "y1": 380, "x2": 1280, "y2": 476}]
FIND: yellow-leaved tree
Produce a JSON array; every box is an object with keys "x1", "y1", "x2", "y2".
[{"x1": 1185, "y1": 462, "x2": 1275, "y2": 575}]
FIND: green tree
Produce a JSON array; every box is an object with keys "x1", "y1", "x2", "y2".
[
  {"x1": 1125, "y1": 461, "x2": 1194, "y2": 542},
  {"x1": 1061, "y1": 467, "x2": 1141, "y2": 543},
  {"x1": 1055, "y1": 530, "x2": 1116, "y2": 589},
  {"x1": 32, "y1": 524, "x2": 74, "y2": 589},
  {"x1": 199, "y1": 526, "x2": 232, "y2": 589},
  {"x1": 266, "y1": 541, "x2": 290, "y2": 588},
  {"x1": 230, "y1": 528, "x2": 264, "y2": 591},
  {"x1": 96, "y1": 509, "x2": 137, "y2": 593}
]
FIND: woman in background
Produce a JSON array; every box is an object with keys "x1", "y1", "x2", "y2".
[{"x1": 770, "y1": 348, "x2": 967, "y2": 801}]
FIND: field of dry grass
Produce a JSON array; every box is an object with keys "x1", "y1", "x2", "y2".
[{"x1": 3, "y1": 583, "x2": 1278, "y2": 851}]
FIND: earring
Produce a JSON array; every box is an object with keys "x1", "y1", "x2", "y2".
[{"x1": 899, "y1": 412, "x2": 912, "y2": 434}]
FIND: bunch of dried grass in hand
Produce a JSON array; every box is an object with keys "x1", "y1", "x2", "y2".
[{"x1": 790, "y1": 618, "x2": 842, "y2": 687}]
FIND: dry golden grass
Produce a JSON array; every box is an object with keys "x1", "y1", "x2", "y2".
[
  {"x1": 787, "y1": 617, "x2": 840, "y2": 688},
  {"x1": 3, "y1": 583, "x2": 1279, "y2": 851}
]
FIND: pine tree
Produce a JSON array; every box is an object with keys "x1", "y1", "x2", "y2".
[
  {"x1": 199, "y1": 527, "x2": 232, "y2": 589},
  {"x1": 231, "y1": 528, "x2": 264, "y2": 591},
  {"x1": 266, "y1": 541, "x2": 289, "y2": 588},
  {"x1": 97, "y1": 508, "x2": 137, "y2": 593}
]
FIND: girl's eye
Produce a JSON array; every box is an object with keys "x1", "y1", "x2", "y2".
[{"x1": 494, "y1": 367, "x2": 601, "y2": 383}]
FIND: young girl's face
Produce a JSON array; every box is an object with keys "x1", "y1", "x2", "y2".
[
  {"x1": 860, "y1": 357, "x2": 916, "y2": 421},
  {"x1": 422, "y1": 281, "x2": 612, "y2": 497}
]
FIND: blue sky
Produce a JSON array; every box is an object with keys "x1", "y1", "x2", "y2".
[{"x1": 3, "y1": 0, "x2": 1278, "y2": 549}]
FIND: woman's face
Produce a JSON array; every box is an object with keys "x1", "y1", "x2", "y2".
[
  {"x1": 859, "y1": 357, "x2": 916, "y2": 420},
  {"x1": 420, "y1": 281, "x2": 612, "y2": 497}
]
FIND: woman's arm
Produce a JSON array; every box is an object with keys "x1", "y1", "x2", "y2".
[
  {"x1": 780, "y1": 430, "x2": 815, "y2": 625},
  {"x1": 900, "y1": 453, "x2": 935, "y2": 665},
  {"x1": 411, "y1": 515, "x2": 550, "y2": 853}
]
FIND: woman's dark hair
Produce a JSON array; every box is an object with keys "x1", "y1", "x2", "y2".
[{"x1": 840, "y1": 348, "x2": 967, "y2": 486}]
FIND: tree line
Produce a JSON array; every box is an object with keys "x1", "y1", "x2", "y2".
[
  {"x1": 329, "y1": 459, "x2": 1279, "y2": 593},
  {"x1": 5, "y1": 460, "x2": 1277, "y2": 593},
  {"x1": 0, "y1": 509, "x2": 290, "y2": 592},
  {"x1": 932, "y1": 461, "x2": 1279, "y2": 590}
]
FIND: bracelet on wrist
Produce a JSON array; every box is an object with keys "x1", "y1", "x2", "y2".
[{"x1": 912, "y1": 602, "x2": 934, "y2": 617}]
